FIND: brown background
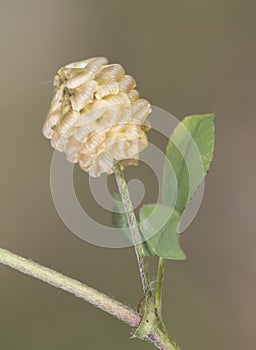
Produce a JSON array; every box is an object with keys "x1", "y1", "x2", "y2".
[{"x1": 0, "y1": 0, "x2": 256, "y2": 349}]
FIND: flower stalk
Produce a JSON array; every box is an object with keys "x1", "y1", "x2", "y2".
[{"x1": 114, "y1": 161, "x2": 150, "y2": 293}]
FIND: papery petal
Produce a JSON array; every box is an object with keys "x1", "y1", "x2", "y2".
[
  {"x1": 95, "y1": 82, "x2": 119, "y2": 99},
  {"x1": 119, "y1": 75, "x2": 136, "y2": 92},
  {"x1": 96, "y1": 64, "x2": 125, "y2": 82},
  {"x1": 70, "y1": 80, "x2": 98, "y2": 111},
  {"x1": 127, "y1": 89, "x2": 140, "y2": 102}
]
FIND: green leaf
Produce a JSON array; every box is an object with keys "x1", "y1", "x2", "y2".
[
  {"x1": 139, "y1": 204, "x2": 186, "y2": 260},
  {"x1": 140, "y1": 113, "x2": 215, "y2": 259},
  {"x1": 113, "y1": 114, "x2": 215, "y2": 259},
  {"x1": 163, "y1": 113, "x2": 215, "y2": 211}
]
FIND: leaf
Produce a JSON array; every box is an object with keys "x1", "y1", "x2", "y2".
[
  {"x1": 163, "y1": 113, "x2": 215, "y2": 211},
  {"x1": 140, "y1": 113, "x2": 215, "y2": 259},
  {"x1": 113, "y1": 114, "x2": 215, "y2": 259},
  {"x1": 140, "y1": 204, "x2": 186, "y2": 260}
]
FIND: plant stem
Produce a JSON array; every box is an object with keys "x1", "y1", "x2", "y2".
[
  {"x1": 0, "y1": 247, "x2": 179, "y2": 350},
  {"x1": 114, "y1": 162, "x2": 149, "y2": 293},
  {"x1": 155, "y1": 257, "x2": 165, "y2": 314},
  {"x1": 148, "y1": 326, "x2": 180, "y2": 350},
  {"x1": 0, "y1": 247, "x2": 140, "y2": 327},
  {"x1": 135, "y1": 288, "x2": 180, "y2": 350}
]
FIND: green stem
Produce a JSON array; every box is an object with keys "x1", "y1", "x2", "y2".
[
  {"x1": 155, "y1": 257, "x2": 165, "y2": 314},
  {"x1": 135, "y1": 289, "x2": 180, "y2": 350},
  {"x1": 114, "y1": 162, "x2": 149, "y2": 293},
  {"x1": 148, "y1": 326, "x2": 180, "y2": 350}
]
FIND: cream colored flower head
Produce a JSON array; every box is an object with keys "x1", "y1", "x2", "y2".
[{"x1": 42, "y1": 57, "x2": 152, "y2": 177}]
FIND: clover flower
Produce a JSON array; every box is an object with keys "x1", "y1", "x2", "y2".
[{"x1": 42, "y1": 57, "x2": 151, "y2": 177}]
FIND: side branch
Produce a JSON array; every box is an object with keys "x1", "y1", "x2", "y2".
[
  {"x1": 0, "y1": 247, "x2": 140, "y2": 327},
  {"x1": 0, "y1": 247, "x2": 179, "y2": 349}
]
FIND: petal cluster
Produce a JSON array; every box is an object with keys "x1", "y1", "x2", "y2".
[{"x1": 42, "y1": 57, "x2": 151, "y2": 177}]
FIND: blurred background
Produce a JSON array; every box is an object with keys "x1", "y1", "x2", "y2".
[{"x1": 0, "y1": 0, "x2": 255, "y2": 349}]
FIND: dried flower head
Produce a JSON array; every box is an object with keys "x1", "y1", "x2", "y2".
[{"x1": 42, "y1": 57, "x2": 151, "y2": 177}]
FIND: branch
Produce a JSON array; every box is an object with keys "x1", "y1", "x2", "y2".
[
  {"x1": 0, "y1": 247, "x2": 140, "y2": 327},
  {"x1": 0, "y1": 247, "x2": 179, "y2": 350}
]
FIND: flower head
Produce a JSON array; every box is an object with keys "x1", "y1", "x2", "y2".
[{"x1": 42, "y1": 57, "x2": 151, "y2": 177}]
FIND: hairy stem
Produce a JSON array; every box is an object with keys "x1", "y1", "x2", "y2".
[
  {"x1": 148, "y1": 326, "x2": 180, "y2": 350},
  {"x1": 0, "y1": 247, "x2": 140, "y2": 327},
  {"x1": 114, "y1": 162, "x2": 149, "y2": 293},
  {"x1": 135, "y1": 289, "x2": 179, "y2": 350},
  {"x1": 155, "y1": 257, "x2": 165, "y2": 314},
  {"x1": 0, "y1": 247, "x2": 179, "y2": 349}
]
